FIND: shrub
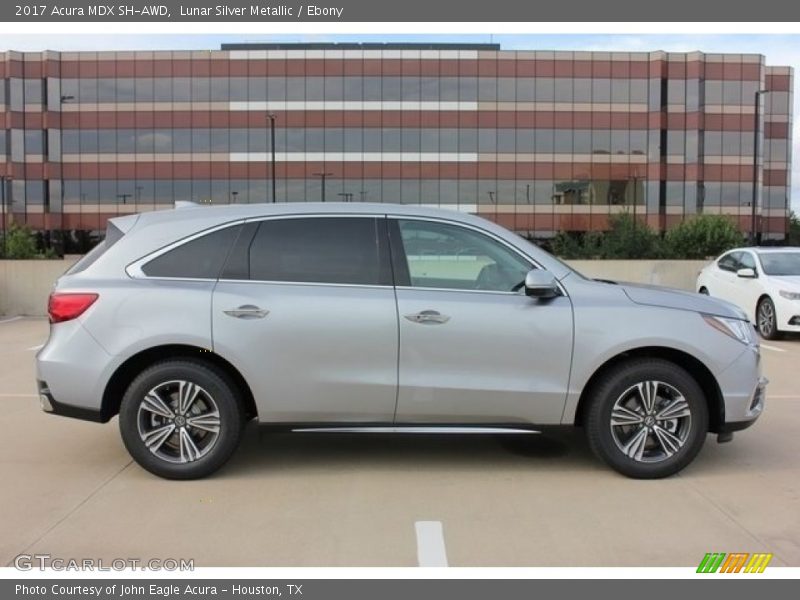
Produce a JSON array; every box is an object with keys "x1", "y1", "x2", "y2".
[
  {"x1": 550, "y1": 212, "x2": 661, "y2": 259},
  {"x1": 663, "y1": 215, "x2": 744, "y2": 259},
  {"x1": 1, "y1": 223, "x2": 39, "y2": 259},
  {"x1": 597, "y1": 213, "x2": 662, "y2": 259}
]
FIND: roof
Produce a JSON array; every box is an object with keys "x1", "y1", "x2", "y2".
[
  {"x1": 736, "y1": 246, "x2": 800, "y2": 253},
  {"x1": 129, "y1": 202, "x2": 492, "y2": 228}
]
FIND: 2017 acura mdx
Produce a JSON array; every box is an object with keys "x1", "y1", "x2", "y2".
[{"x1": 36, "y1": 203, "x2": 766, "y2": 479}]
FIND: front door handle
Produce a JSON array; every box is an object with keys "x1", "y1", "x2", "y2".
[
  {"x1": 223, "y1": 305, "x2": 269, "y2": 319},
  {"x1": 404, "y1": 310, "x2": 450, "y2": 325}
]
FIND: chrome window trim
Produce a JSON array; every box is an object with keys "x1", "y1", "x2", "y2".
[{"x1": 126, "y1": 210, "x2": 566, "y2": 298}]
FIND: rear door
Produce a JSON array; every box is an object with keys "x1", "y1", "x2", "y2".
[{"x1": 212, "y1": 215, "x2": 399, "y2": 423}]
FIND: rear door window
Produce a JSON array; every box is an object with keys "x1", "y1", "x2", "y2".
[
  {"x1": 246, "y1": 217, "x2": 391, "y2": 286},
  {"x1": 142, "y1": 224, "x2": 243, "y2": 279}
]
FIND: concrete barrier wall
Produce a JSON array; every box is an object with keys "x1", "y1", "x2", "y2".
[
  {"x1": 566, "y1": 260, "x2": 709, "y2": 292},
  {"x1": 1, "y1": 257, "x2": 710, "y2": 317},
  {"x1": 0, "y1": 258, "x2": 78, "y2": 317}
]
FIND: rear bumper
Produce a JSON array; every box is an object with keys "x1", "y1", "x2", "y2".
[
  {"x1": 37, "y1": 380, "x2": 108, "y2": 422},
  {"x1": 35, "y1": 319, "x2": 116, "y2": 422}
]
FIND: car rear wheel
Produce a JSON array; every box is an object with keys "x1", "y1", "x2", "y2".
[
  {"x1": 585, "y1": 359, "x2": 708, "y2": 479},
  {"x1": 757, "y1": 297, "x2": 779, "y2": 340},
  {"x1": 119, "y1": 360, "x2": 245, "y2": 479}
]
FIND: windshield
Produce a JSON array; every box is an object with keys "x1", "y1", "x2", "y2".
[{"x1": 759, "y1": 252, "x2": 800, "y2": 276}]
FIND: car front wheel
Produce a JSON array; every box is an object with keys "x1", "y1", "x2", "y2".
[
  {"x1": 757, "y1": 297, "x2": 779, "y2": 340},
  {"x1": 119, "y1": 360, "x2": 245, "y2": 479},
  {"x1": 585, "y1": 359, "x2": 708, "y2": 479}
]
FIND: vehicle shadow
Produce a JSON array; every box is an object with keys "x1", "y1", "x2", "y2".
[{"x1": 220, "y1": 423, "x2": 600, "y2": 477}]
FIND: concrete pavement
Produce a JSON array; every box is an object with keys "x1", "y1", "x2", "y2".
[{"x1": 1, "y1": 317, "x2": 798, "y2": 567}]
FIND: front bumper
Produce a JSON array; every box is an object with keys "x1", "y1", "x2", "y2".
[
  {"x1": 774, "y1": 295, "x2": 800, "y2": 333},
  {"x1": 715, "y1": 344, "x2": 766, "y2": 434},
  {"x1": 718, "y1": 375, "x2": 767, "y2": 435}
]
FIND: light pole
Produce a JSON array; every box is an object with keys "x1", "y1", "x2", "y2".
[
  {"x1": 337, "y1": 192, "x2": 353, "y2": 202},
  {"x1": 313, "y1": 172, "x2": 334, "y2": 202},
  {"x1": 268, "y1": 113, "x2": 277, "y2": 203},
  {"x1": 751, "y1": 89, "x2": 769, "y2": 245},
  {"x1": 630, "y1": 171, "x2": 640, "y2": 230},
  {"x1": 1, "y1": 175, "x2": 10, "y2": 258},
  {"x1": 56, "y1": 95, "x2": 75, "y2": 257},
  {"x1": 230, "y1": 190, "x2": 239, "y2": 204},
  {"x1": 117, "y1": 193, "x2": 131, "y2": 205}
]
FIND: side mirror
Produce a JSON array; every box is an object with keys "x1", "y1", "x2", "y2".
[
  {"x1": 524, "y1": 269, "x2": 561, "y2": 299},
  {"x1": 737, "y1": 268, "x2": 757, "y2": 279}
]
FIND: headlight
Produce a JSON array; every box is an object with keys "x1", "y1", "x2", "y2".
[
  {"x1": 703, "y1": 314, "x2": 757, "y2": 346},
  {"x1": 779, "y1": 290, "x2": 800, "y2": 300}
]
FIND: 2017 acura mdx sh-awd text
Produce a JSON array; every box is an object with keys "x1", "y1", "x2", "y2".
[{"x1": 36, "y1": 203, "x2": 766, "y2": 479}]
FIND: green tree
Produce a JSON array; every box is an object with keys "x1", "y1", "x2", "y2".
[
  {"x1": 549, "y1": 213, "x2": 661, "y2": 259},
  {"x1": 663, "y1": 215, "x2": 744, "y2": 259},
  {"x1": 550, "y1": 231, "x2": 587, "y2": 259},
  {"x1": 2, "y1": 223, "x2": 39, "y2": 259},
  {"x1": 596, "y1": 213, "x2": 662, "y2": 259},
  {"x1": 788, "y1": 210, "x2": 800, "y2": 246}
]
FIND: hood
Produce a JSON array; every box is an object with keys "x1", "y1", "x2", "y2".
[{"x1": 618, "y1": 282, "x2": 748, "y2": 320}]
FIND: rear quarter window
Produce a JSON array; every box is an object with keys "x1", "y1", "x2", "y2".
[
  {"x1": 65, "y1": 221, "x2": 126, "y2": 275},
  {"x1": 141, "y1": 224, "x2": 243, "y2": 279}
]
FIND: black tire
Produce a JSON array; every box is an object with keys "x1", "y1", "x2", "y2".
[
  {"x1": 698, "y1": 287, "x2": 709, "y2": 295},
  {"x1": 119, "y1": 360, "x2": 245, "y2": 480},
  {"x1": 756, "y1": 296, "x2": 780, "y2": 340},
  {"x1": 585, "y1": 359, "x2": 708, "y2": 479}
]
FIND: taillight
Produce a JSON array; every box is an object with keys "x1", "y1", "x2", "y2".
[{"x1": 48, "y1": 293, "x2": 99, "y2": 324}]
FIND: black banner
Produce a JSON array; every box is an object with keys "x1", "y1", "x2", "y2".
[
  {"x1": 5, "y1": 579, "x2": 800, "y2": 600},
  {"x1": 3, "y1": 0, "x2": 800, "y2": 22}
]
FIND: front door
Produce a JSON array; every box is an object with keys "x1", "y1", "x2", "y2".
[
  {"x1": 389, "y1": 218, "x2": 574, "y2": 425},
  {"x1": 212, "y1": 215, "x2": 398, "y2": 423}
]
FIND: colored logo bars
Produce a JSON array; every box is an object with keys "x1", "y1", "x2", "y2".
[{"x1": 697, "y1": 552, "x2": 773, "y2": 573}]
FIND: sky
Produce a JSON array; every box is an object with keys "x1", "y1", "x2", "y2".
[{"x1": 1, "y1": 33, "x2": 798, "y2": 212}]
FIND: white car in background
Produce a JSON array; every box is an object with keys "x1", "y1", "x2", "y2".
[{"x1": 697, "y1": 247, "x2": 800, "y2": 339}]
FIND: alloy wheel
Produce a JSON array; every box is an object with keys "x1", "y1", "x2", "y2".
[
  {"x1": 758, "y1": 301, "x2": 775, "y2": 337},
  {"x1": 137, "y1": 380, "x2": 221, "y2": 464},
  {"x1": 609, "y1": 380, "x2": 692, "y2": 463}
]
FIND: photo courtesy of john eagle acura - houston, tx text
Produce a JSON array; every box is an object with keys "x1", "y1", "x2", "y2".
[{"x1": 35, "y1": 201, "x2": 767, "y2": 480}]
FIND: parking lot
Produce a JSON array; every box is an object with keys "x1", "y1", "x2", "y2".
[{"x1": 1, "y1": 315, "x2": 799, "y2": 568}]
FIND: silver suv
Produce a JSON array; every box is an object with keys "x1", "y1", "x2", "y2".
[{"x1": 36, "y1": 203, "x2": 766, "y2": 479}]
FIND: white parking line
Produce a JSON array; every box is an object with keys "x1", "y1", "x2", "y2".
[
  {"x1": 0, "y1": 316, "x2": 22, "y2": 324},
  {"x1": 761, "y1": 344, "x2": 786, "y2": 352},
  {"x1": 27, "y1": 344, "x2": 44, "y2": 351},
  {"x1": 0, "y1": 393, "x2": 37, "y2": 397},
  {"x1": 415, "y1": 521, "x2": 449, "y2": 567}
]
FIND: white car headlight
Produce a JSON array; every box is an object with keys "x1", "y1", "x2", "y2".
[
  {"x1": 779, "y1": 290, "x2": 800, "y2": 300},
  {"x1": 703, "y1": 314, "x2": 757, "y2": 346}
]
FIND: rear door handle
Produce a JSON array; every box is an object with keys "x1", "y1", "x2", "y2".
[
  {"x1": 404, "y1": 310, "x2": 450, "y2": 325},
  {"x1": 223, "y1": 305, "x2": 269, "y2": 319}
]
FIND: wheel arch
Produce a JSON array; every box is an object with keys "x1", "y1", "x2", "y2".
[
  {"x1": 101, "y1": 344, "x2": 257, "y2": 421},
  {"x1": 572, "y1": 346, "x2": 724, "y2": 433}
]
